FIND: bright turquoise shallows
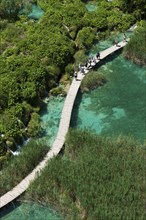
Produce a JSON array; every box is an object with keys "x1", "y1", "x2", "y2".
[
  {"x1": 71, "y1": 52, "x2": 146, "y2": 143},
  {"x1": 1, "y1": 202, "x2": 62, "y2": 220},
  {"x1": 40, "y1": 97, "x2": 65, "y2": 146},
  {"x1": 28, "y1": 4, "x2": 44, "y2": 20}
]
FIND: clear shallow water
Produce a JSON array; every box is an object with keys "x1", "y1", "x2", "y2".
[
  {"x1": 71, "y1": 52, "x2": 146, "y2": 143},
  {"x1": 20, "y1": 3, "x2": 44, "y2": 20},
  {"x1": 0, "y1": 202, "x2": 62, "y2": 220},
  {"x1": 28, "y1": 4, "x2": 44, "y2": 20},
  {"x1": 40, "y1": 96, "x2": 65, "y2": 146},
  {"x1": 85, "y1": 3, "x2": 97, "y2": 11}
]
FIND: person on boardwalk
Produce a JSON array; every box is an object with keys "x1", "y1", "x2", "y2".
[
  {"x1": 123, "y1": 33, "x2": 127, "y2": 42},
  {"x1": 114, "y1": 39, "x2": 118, "y2": 46},
  {"x1": 74, "y1": 71, "x2": 77, "y2": 80},
  {"x1": 96, "y1": 51, "x2": 100, "y2": 60},
  {"x1": 114, "y1": 39, "x2": 120, "y2": 47},
  {"x1": 80, "y1": 66, "x2": 85, "y2": 74}
]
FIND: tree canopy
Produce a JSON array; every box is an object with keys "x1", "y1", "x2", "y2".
[{"x1": 0, "y1": 0, "x2": 146, "y2": 159}]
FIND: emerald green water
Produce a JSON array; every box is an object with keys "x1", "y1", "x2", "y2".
[
  {"x1": 85, "y1": 2, "x2": 97, "y2": 11},
  {"x1": 71, "y1": 52, "x2": 146, "y2": 143},
  {"x1": 0, "y1": 202, "x2": 62, "y2": 220},
  {"x1": 28, "y1": 4, "x2": 44, "y2": 20},
  {"x1": 40, "y1": 96, "x2": 65, "y2": 146},
  {"x1": 20, "y1": 3, "x2": 44, "y2": 20}
]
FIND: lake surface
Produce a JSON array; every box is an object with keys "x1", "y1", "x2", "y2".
[
  {"x1": 85, "y1": 2, "x2": 97, "y2": 11},
  {"x1": 40, "y1": 96, "x2": 65, "y2": 146},
  {"x1": 28, "y1": 4, "x2": 44, "y2": 20},
  {"x1": 19, "y1": 3, "x2": 44, "y2": 20},
  {"x1": 0, "y1": 202, "x2": 62, "y2": 220},
  {"x1": 71, "y1": 52, "x2": 146, "y2": 143}
]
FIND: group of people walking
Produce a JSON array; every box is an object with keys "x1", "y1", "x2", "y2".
[
  {"x1": 74, "y1": 33, "x2": 127, "y2": 80},
  {"x1": 74, "y1": 51, "x2": 101, "y2": 80},
  {"x1": 114, "y1": 33, "x2": 127, "y2": 47}
]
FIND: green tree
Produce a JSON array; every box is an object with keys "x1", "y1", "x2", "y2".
[
  {"x1": 27, "y1": 113, "x2": 42, "y2": 137},
  {"x1": 76, "y1": 27, "x2": 96, "y2": 49},
  {"x1": 0, "y1": 0, "x2": 23, "y2": 20}
]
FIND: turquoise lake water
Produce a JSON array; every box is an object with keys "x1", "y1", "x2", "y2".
[
  {"x1": 85, "y1": 3, "x2": 97, "y2": 11},
  {"x1": 40, "y1": 96, "x2": 65, "y2": 146},
  {"x1": 28, "y1": 4, "x2": 44, "y2": 20},
  {"x1": 0, "y1": 202, "x2": 62, "y2": 220},
  {"x1": 71, "y1": 52, "x2": 146, "y2": 143},
  {"x1": 20, "y1": 3, "x2": 44, "y2": 20}
]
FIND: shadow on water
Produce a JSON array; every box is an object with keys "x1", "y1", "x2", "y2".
[
  {"x1": 0, "y1": 200, "x2": 63, "y2": 220},
  {"x1": 39, "y1": 101, "x2": 48, "y2": 116},
  {"x1": 70, "y1": 91, "x2": 83, "y2": 127},
  {"x1": 93, "y1": 49, "x2": 123, "y2": 71},
  {"x1": 71, "y1": 50, "x2": 123, "y2": 128},
  {"x1": 0, "y1": 200, "x2": 21, "y2": 218}
]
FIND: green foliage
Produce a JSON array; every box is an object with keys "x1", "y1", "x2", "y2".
[
  {"x1": 0, "y1": 140, "x2": 48, "y2": 195},
  {"x1": 81, "y1": 70, "x2": 107, "y2": 92},
  {"x1": 25, "y1": 129, "x2": 146, "y2": 219},
  {"x1": 83, "y1": 7, "x2": 108, "y2": 30},
  {"x1": 65, "y1": 64, "x2": 74, "y2": 76},
  {"x1": 107, "y1": 11, "x2": 134, "y2": 31},
  {"x1": 73, "y1": 50, "x2": 88, "y2": 66},
  {"x1": 0, "y1": 0, "x2": 23, "y2": 20},
  {"x1": 114, "y1": 0, "x2": 146, "y2": 19},
  {"x1": 76, "y1": 27, "x2": 96, "y2": 49},
  {"x1": 124, "y1": 21, "x2": 146, "y2": 65},
  {"x1": 27, "y1": 113, "x2": 42, "y2": 137},
  {"x1": 50, "y1": 87, "x2": 66, "y2": 97},
  {"x1": 0, "y1": 0, "x2": 145, "y2": 160}
]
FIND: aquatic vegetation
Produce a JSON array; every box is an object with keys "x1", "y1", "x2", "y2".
[
  {"x1": 25, "y1": 129, "x2": 146, "y2": 219},
  {"x1": 81, "y1": 70, "x2": 107, "y2": 92},
  {"x1": 0, "y1": 140, "x2": 48, "y2": 195},
  {"x1": 124, "y1": 21, "x2": 146, "y2": 65}
]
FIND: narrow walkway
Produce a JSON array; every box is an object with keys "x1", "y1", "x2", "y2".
[{"x1": 0, "y1": 40, "x2": 127, "y2": 208}]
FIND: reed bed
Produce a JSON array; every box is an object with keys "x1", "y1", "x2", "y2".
[{"x1": 25, "y1": 130, "x2": 146, "y2": 219}]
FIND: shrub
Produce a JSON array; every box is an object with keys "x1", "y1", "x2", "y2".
[
  {"x1": 81, "y1": 70, "x2": 107, "y2": 92},
  {"x1": 50, "y1": 87, "x2": 66, "y2": 97}
]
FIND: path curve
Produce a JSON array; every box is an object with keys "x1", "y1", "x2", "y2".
[{"x1": 0, "y1": 40, "x2": 127, "y2": 208}]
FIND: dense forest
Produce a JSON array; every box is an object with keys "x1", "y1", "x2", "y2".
[
  {"x1": 0, "y1": 0, "x2": 146, "y2": 162},
  {"x1": 25, "y1": 129, "x2": 146, "y2": 219}
]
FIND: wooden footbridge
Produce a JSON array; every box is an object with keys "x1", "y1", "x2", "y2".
[{"x1": 0, "y1": 40, "x2": 128, "y2": 208}]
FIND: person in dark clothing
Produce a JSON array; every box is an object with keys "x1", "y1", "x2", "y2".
[
  {"x1": 96, "y1": 52, "x2": 100, "y2": 60},
  {"x1": 123, "y1": 33, "x2": 127, "y2": 42},
  {"x1": 74, "y1": 71, "x2": 77, "y2": 80}
]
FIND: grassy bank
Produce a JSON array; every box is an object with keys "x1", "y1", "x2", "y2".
[
  {"x1": 0, "y1": 140, "x2": 48, "y2": 196},
  {"x1": 25, "y1": 129, "x2": 146, "y2": 219}
]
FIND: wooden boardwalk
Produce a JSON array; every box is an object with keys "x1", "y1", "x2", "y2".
[{"x1": 0, "y1": 40, "x2": 127, "y2": 209}]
